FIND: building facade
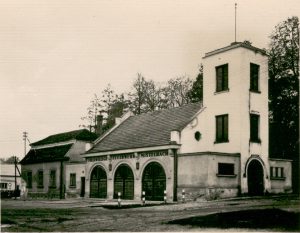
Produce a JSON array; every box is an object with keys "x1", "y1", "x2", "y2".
[
  {"x1": 83, "y1": 42, "x2": 292, "y2": 201},
  {"x1": 20, "y1": 129, "x2": 97, "y2": 198}
]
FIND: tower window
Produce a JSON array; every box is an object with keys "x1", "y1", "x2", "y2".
[
  {"x1": 216, "y1": 64, "x2": 228, "y2": 92},
  {"x1": 215, "y1": 114, "x2": 229, "y2": 143},
  {"x1": 250, "y1": 114, "x2": 260, "y2": 142},
  {"x1": 250, "y1": 63, "x2": 260, "y2": 92}
]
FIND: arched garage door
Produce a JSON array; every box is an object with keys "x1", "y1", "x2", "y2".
[
  {"x1": 142, "y1": 162, "x2": 166, "y2": 201},
  {"x1": 90, "y1": 166, "x2": 107, "y2": 198},
  {"x1": 114, "y1": 164, "x2": 134, "y2": 199}
]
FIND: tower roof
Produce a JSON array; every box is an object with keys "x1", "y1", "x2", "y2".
[{"x1": 203, "y1": 41, "x2": 267, "y2": 58}]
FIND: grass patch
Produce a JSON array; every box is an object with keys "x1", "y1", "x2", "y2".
[{"x1": 168, "y1": 208, "x2": 300, "y2": 231}]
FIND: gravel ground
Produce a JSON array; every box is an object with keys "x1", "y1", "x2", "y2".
[{"x1": 1, "y1": 195, "x2": 299, "y2": 232}]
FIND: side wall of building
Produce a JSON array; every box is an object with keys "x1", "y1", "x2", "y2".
[
  {"x1": 65, "y1": 162, "x2": 86, "y2": 198},
  {"x1": 177, "y1": 153, "x2": 240, "y2": 200},
  {"x1": 21, "y1": 161, "x2": 63, "y2": 198},
  {"x1": 269, "y1": 159, "x2": 292, "y2": 193}
]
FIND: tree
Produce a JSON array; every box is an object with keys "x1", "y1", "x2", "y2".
[
  {"x1": 188, "y1": 64, "x2": 203, "y2": 103},
  {"x1": 164, "y1": 75, "x2": 193, "y2": 107},
  {"x1": 268, "y1": 16, "x2": 299, "y2": 194},
  {"x1": 268, "y1": 16, "x2": 299, "y2": 158},
  {"x1": 128, "y1": 73, "x2": 147, "y2": 114},
  {"x1": 79, "y1": 94, "x2": 102, "y2": 133},
  {"x1": 0, "y1": 156, "x2": 20, "y2": 164}
]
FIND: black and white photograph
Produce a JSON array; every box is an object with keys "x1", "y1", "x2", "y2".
[{"x1": 0, "y1": 0, "x2": 299, "y2": 232}]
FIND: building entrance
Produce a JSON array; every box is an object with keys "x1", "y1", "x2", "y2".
[
  {"x1": 142, "y1": 162, "x2": 166, "y2": 201},
  {"x1": 114, "y1": 164, "x2": 134, "y2": 199},
  {"x1": 90, "y1": 166, "x2": 107, "y2": 198},
  {"x1": 247, "y1": 160, "x2": 264, "y2": 196}
]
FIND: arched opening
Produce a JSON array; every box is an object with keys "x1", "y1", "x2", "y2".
[
  {"x1": 114, "y1": 164, "x2": 134, "y2": 199},
  {"x1": 247, "y1": 160, "x2": 264, "y2": 196},
  {"x1": 90, "y1": 166, "x2": 107, "y2": 198},
  {"x1": 142, "y1": 162, "x2": 166, "y2": 201}
]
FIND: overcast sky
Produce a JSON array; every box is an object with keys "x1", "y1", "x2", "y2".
[{"x1": 0, "y1": 0, "x2": 299, "y2": 159}]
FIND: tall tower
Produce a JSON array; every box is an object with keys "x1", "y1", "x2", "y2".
[{"x1": 202, "y1": 41, "x2": 270, "y2": 194}]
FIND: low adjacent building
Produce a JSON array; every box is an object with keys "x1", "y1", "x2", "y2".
[{"x1": 20, "y1": 129, "x2": 98, "y2": 198}]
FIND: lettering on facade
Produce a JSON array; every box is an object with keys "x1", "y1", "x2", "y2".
[
  {"x1": 138, "y1": 150, "x2": 168, "y2": 158},
  {"x1": 87, "y1": 155, "x2": 107, "y2": 162},
  {"x1": 110, "y1": 153, "x2": 135, "y2": 160}
]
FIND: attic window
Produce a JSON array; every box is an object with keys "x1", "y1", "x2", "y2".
[{"x1": 195, "y1": 131, "x2": 201, "y2": 141}]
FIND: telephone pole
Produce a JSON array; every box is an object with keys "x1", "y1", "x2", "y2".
[
  {"x1": 235, "y1": 3, "x2": 237, "y2": 42},
  {"x1": 23, "y1": 132, "x2": 28, "y2": 156}
]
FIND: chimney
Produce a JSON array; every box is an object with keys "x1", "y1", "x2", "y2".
[{"x1": 96, "y1": 115, "x2": 103, "y2": 135}]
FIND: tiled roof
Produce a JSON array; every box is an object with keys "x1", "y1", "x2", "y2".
[
  {"x1": 31, "y1": 129, "x2": 98, "y2": 147},
  {"x1": 20, "y1": 144, "x2": 73, "y2": 165},
  {"x1": 87, "y1": 102, "x2": 202, "y2": 154}
]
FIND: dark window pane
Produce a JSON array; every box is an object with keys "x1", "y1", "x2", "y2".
[
  {"x1": 250, "y1": 63, "x2": 259, "y2": 91},
  {"x1": 49, "y1": 170, "x2": 56, "y2": 188},
  {"x1": 216, "y1": 115, "x2": 229, "y2": 142},
  {"x1": 218, "y1": 163, "x2": 234, "y2": 175},
  {"x1": 216, "y1": 64, "x2": 228, "y2": 92},
  {"x1": 250, "y1": 114, "x2": 260, "y2": 142}
]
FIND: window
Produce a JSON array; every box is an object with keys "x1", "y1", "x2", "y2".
[
  {"x1": 27, "y1": 171, "x2": 32, "y2": 188},
  {"x1": 218, "y1": 163, "x2": 235, "y2": 175},
  {"x1": 216, "y1": 64, "x2": 228, "y2": 92},
  {"x1": 215, "y1": 114, "x2": 228, "y2": 143},
  {"x1": 250, "y1": 63, "x2": 260, "y2": 92},
  {"x1": 250, "y1": 114, "x2": 260, "y2": 142},
  {"x1": 194, "y1": 131, "x2": 201, "y2": 141},
  {"x1": 0, "y1": 183, "x2": 8, "y2": 189},
  {"x1": 37, "y1": 170, "x2": 44, "y2": 188},
  {"x1": 270, "y1": 167, "x2": 284, "y2": 179},
  {"x1": 70, "y1": 173, "x2": 76, "y2": 187},
  {"x1": 49, "y1": 170, "x2": 56, "y2": 188}
]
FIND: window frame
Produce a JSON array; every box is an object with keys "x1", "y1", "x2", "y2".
[
  {"x1": 217, "y1": 163, "x2": 236, "y2": 177},
  {"x1": 270, "y1": 166, "x2": 285, "y2": 180},
  {"x1": 26, "y1": 171, "x2": 32, "y2": 188},
  {"x1": 216, "y1": 64, "x2": 229, "y2": 92},
  {"x1": 37, "y1": 170, "x2": 44, "y2": 188},
  {"x1": 215, "y1": 114, "x2": 229, "y2": 143},
  {"x1": 250, "y1": 63, "x2": 260, "y2": 92},
  {"x1": 70, "y1": 173, "x2": 76, "y2": 188},
  {"x1": 250, "y1": 113, "x2": 261, "y2": 143},
  {"x1": 49, "y1": 170, "x2": 56, "y2": 188}
]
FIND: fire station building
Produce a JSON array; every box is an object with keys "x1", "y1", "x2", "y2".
[{"x1": 83, "y1": 42, "x2": 292, "y2": 201}]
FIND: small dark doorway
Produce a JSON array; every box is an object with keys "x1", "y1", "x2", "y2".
[
  {"x1": 114, "y1": 164, "x2": 134, "y2": 199},
  {"x1": 142, "y1": 162, "x2": 166, "y2": 201},
  {"x1": 80, "y1": 177, "x2": 85, "y2": 197},
  {"x1": 90, "y1": 166, "x2": 107, "y2": 198},
  {"x1": 247, "y1": 160, "x2": 264, "y2": 196}
]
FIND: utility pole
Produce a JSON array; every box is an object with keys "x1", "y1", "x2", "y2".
[
  {"x1": 14, "y1": 156, "x2": 17, "y2": 200},
  {"x1": 235, "y1": 3, "x2": 237, "y2": 42},
  {"x1": 23, "y1": 132, "x2": 28, "y2": 156}
]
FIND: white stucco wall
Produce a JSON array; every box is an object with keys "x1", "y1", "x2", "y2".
[
  {"x1": 65, "y1": 162, "x2": 86, "y2": 197},
  {"x1": 269, "y1": 159, "x2": 292, "y2": 193}
]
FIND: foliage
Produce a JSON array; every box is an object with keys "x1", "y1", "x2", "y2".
[
  {"x1": 187, "y1": 64, "x2": 203, "y2": 103},
  {"x1": 268, "y1": 16, "x2": 299, "y2": 158},
  {"x1": 0, "y1": 156, "x2": 20, "y2": 164},
  {"x1": 165, "y1": 75, "x2": 193, "y2": 107}
]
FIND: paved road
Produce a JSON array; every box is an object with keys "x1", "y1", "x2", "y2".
[{"x1": 1, "y1": 196, "x2": 299, "y2": 231}]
